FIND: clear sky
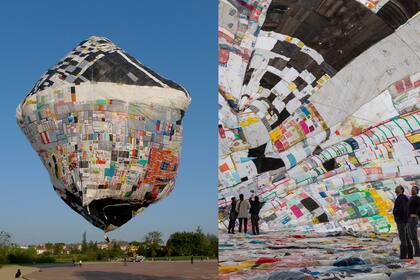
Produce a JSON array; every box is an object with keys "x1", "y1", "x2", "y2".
[{"x1": 0, "y1": 0, "x2": 217, "y2": 245}]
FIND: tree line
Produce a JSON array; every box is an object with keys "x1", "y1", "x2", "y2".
[{"x1": 0, "y1": 228, "x2": 217, "y2": 265}]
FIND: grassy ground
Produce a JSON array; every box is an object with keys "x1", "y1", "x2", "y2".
[
  {"x1": 145, "y1": 256, "x2": 216, "y2": 261},
  {"x1": 25, "y1": 261, "x2": 218, "y2": 280},
  {"x1": 0, "y1": 265, "x2": 39, "y2": 280},
  {"x1": 51, "y1": 255, "x2": 217, "y2": 263}
]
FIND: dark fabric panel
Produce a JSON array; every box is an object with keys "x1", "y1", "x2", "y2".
[
  {"x1": 58, "y1": 188, "x2": 105, "y2": 230},
  {"x1": 377, "y1": 0, "x2": 420, "y2": 29},
  {"x1": 294, "y1": 76, "x2": 308, "y2": 91},
  {"x1": 252, "y1": 157, "x2": 286, "y2": 173},
  {"x1": 88, "y1": 198, "x2": 145, "y2": 228},
  {"x1": 278, "y1": 108, "x2": 291, "y2": 124},
  {"x1": 27, "y1": 37, "x2": 189, "y2": 97},
  {"x1": 322, "y1": 158, "x2": 337, "y2": 171},
  {"x1": 261, "y1": 0, "x2": 394, "y2": 70},
  {"x1": 287, "y1": 51, "x2": 315, "y2": 73},
  {"x1": 320, "y1": 61, "x2": 337, "y2": 77},
  {"x1": 248, "y1": 143, "x2": 286, "y2": 173},
  {"x1": 243, "y1": 68, "x2": 254, "y2": 85},
  {"x1": 301, "y1": 197, "x2": 319, "y2": 211},
  {"x1": 306, "y1": 62, "x2": 326, "y2": 80},
  {"x1": 269, "y1": 106, "x2": 290, "y2": 129},
  {"x1": 283, "y1": 92, "x2": 295, "y2": 104},
  {"x1": 81, "y1": 52, "x2": 161, "y2": 87},
  {"x1": 344, "y1": 137, "x2": 359, "y2": 151},
  {"x1": 260, "y1": 71, "x2": 282, "y2": 89},
  {"x1": 317, "y1": 212, "x2": 329, "y2": 223},
  {"x1": 248, "y1": 143, "x2": 267, "y2": 158},
  {"x1": 124, "y1": 53, "x2": 188, "y2": 95},
  {"x1": 267, "y1": 93, "x2": 278, "y2": 102},
  {"x1": 313, "y1": 145, "x2": 323, "y2": 155},
  {"x1": 272, "y1": 40, "x2": 301, "y2": 57},
  {"x1": 268, "y1": 57, "x2": 289, "y2": 69}
]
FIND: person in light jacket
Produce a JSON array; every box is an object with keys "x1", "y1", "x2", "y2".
[{"x1": 236, "y1": 194, "x2": 250, "y2": 233}]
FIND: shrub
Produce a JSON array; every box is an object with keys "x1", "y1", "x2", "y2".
[
  {"x1": 0, "y1": 254, "x2": 7, "y2": 265},
  {"x1": 7, "y1": 252, "x2": 33, "y2": 264},
  {"x1": 35, "y1": 255, "x2": 56, "y2": 263}
]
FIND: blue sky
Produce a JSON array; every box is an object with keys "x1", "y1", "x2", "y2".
[{"x1": 0, "y1": 0, "x2": 217, "y2": 244}]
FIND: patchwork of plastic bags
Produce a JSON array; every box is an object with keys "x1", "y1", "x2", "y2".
[
  {"x1": 219, "y1": 231, "x2": 420, "y2": 279},
  {"x1": 218, "y1": 0, "x2": 420, "y2": 236},
  {"x1": 17, "y1": 36, "x2": 191, "y2": 232},
  {"x1": 219, "y1": 0, "x2": 420, "y2": 278}
]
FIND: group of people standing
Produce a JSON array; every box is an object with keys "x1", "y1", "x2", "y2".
[
  {"x1": 228, "y1": 194, "x2": 262, "y2": 235},
  {"x1": 393, "y1": 185, "x2": 420, "y2": 259}
]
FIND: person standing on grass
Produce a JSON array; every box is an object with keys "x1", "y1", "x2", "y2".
[
  {"x1": 228, "y1": 197, "x2": 238, "y2": 234},
  {"x1": 236, "y1": 194, "x2": 250, "y2": 234},
  {"x1": 250, "y1": 196, "x2": 262, "y2": 235},
  {"x1": 408, "y1": 185, "x2": 420, "y2": 257},
  {"x1": 393, "y1": 185, "x2": 413, "y2": 259}
]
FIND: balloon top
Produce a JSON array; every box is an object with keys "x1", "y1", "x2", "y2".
[{"x1": 25, "y1": 36, "x2": 190, "y2": 101}]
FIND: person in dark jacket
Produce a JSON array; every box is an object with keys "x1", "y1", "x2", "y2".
[
  {"x1": 393, "y1": 185, "x2": 413, "y2": 259},
  {"x1": 228, "y1": 197, "x2": 237, "y2": 234},
  {"x1": 250, "y1": 196, "x2": 262, "y2": 235},
  {"x1": 408, "y1": 185, "x2": 420, "y2": 257}
]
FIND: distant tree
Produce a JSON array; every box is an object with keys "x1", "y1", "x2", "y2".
[
  {"x1": 136, "y1": 242, "x2": 148, "y2": 257},
  {"x1": 166, "y1": 231, "x2": 192, "y2": 256},
  {"x1": 81, "y1": 232, "x2": 87, "y2": 253},
  {"x1": 143, "y1": 231, "x2": 163, "y2": 258},
  {"x1": 7, "y1": 246, "x2": 37, "y2": 264},
  {"x1": 27, "y1": 246, "x2": 37, "y2": 256},
  {"x1": 192, "y1": 227, "x2": 209, "y2": 256},
  {"x1": 127, "y1": 241, "x2": 140, "y2": 257},
  {"x1": 67, "y1": 244, "x2": 80, "y2": 254},
  {"x1": 166, "y1": 229, "x2": 217, "y2": 257},
  {"x1": 0, "y1": 231, "x2": 11, "y2": 264},
  {"x1": 87, "y1": 240, "x2": 98, "y2": 251},
  {"x1": 106, "y1": 241, "x2": 123, "y2": 259},
  {"x1": 129, "y1": 241, "x2": 141, "y2": 247},
  {"x1": 45, "y1": 243, "x2": 54, "y2": 253},
  {"x1": 0, "y1": 231, "x2": 11, "y2": 248},
  {"x1": 207, "y1": 234, "x2": 218, "y2": 257},
  {"x1": 53, "y1": 243, "x2": 65, "y2": 255}
]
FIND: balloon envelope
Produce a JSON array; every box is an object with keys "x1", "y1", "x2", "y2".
[{"x1": 17, "y1": 36, "x2": 191, "y2": 232}]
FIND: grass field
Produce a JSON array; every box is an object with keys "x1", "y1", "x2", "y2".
[
  {"x1": 0, "y1": 265, "x2": 39, "y2": 280},
  {"x1": 25, "y1": 261, "x2": 217, "y2": 280}
]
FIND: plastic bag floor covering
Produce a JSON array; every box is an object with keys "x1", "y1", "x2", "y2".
[{"x1": 219, "y1": 230, "x2": 420, "y2": 279}]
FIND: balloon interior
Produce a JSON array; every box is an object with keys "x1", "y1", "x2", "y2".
[
  {"x1": 218, "y1": 0, "x2": 420, "y2": 278},
  {"x1": 218, "y1": 0, "x2": 420, "y2": 236}
]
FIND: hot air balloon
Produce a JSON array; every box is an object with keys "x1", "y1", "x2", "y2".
[
  {"x1": 17, "y1": 36, "x2": 191, "y2": 233},
  {"x1": 218, "y1": 0, "x2": 420, "y2": 235}
]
